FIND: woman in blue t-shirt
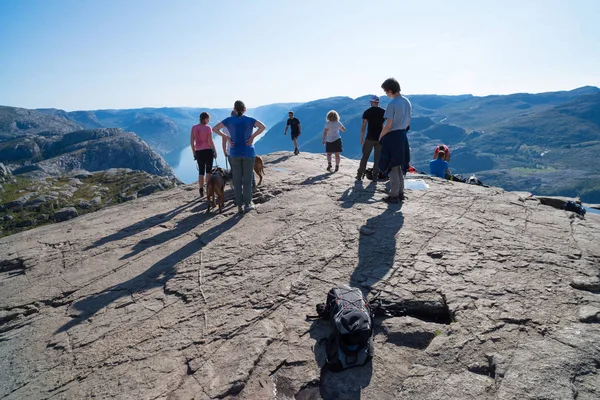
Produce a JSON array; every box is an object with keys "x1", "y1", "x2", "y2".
[{"x1": 213, "y1": 100, "x2": 266, "y2": 214}]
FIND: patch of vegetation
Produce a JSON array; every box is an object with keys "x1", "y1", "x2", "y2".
[
  {"x1": 0, "y1": 176, "x2": 36, "y2": 203},
  {"x1": 1, "y1": 170, "x2": 176, "y2": 238}
]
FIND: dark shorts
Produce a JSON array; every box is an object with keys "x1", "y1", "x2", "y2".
[
  {"x1": 325, "y1": 138, "x2": 343, "y2": 153},
  {"x1": 195, "y1": 149, "x2": 214, "y2": 175},
  {"x1": 291, "y1": 131, "x2": 300, "y2": 140}
]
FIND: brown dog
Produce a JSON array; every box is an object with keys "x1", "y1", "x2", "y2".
[
  {"x1": 254, "y1": 155, "x2": 265, "y2": 186},
  {"x1": 206, "y1": 167, "x2": 226, "y2": 213}
]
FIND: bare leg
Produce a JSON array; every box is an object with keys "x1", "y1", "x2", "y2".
[{"x1": 334, "y1": 153, "x2": 341, "y2": 166}]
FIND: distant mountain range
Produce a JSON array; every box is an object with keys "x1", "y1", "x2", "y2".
[
  {"x1": 255, "y1": 86, "x2": 600, "y2": 202},
  {"x1": 2, "y1": 86, "x2": 599, "y2": 202},
  {"x1": 0, "y1": 106, "x2": 175, "y2": 178}
]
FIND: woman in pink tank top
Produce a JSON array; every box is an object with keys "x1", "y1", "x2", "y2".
[{"x1": 190, "y1": 112, "x2": 217, "y2": 197}]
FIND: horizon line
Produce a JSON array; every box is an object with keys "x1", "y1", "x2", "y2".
[{"x1": 2, "y1": 84, "x2": 598, "y2": 113}]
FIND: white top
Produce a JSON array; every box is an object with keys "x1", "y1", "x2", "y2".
[{"x1": 324, "y1": 121, "x2": 343, "y2": 142}]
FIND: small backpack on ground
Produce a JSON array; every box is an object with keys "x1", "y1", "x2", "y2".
[
  {"x1": 564, "y1": 201, "x2": 586, "y2": 216},
  {"x1": 363, "y1": 168, "x2": 389, "y2": 181},
  {"x1": 311, "y1": 285, "x2": 375, "y2": 372},
  {"x1": 467, "y1": 175, "x2": 483, "y2": 186}
]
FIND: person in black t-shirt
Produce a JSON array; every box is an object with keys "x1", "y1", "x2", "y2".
[
  {"x1": 284, "y1": 111, "x2": 302, "y2": 155},
  {"x1": 356, "y1": 95, "x2": 386, "y2": 181}
]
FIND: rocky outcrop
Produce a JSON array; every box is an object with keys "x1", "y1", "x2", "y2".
[
  {"x1": 1, "y1": 107, "x2": 176, "y2": 179},
  {"x1": 0, "y1": 152, "x2": 599, "y2": 399},
  {"x1": 0, "y1": 162, "x2": 13, "y2": 184}
]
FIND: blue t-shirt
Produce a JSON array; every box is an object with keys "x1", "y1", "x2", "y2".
[
  {"x1": 221, "y1": 115, "x2": 257, "y2": 158},
  {"x1": 429, "y1": 158, "x2": 448, "y2": 178}
]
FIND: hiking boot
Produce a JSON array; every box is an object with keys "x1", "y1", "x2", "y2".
[
  {"x1": 199, "y1": 187, "x2": 204, "y2": 197},
  {"x1": 355, "y1": 173, "x2": 362, "y2": 181},
  {"x1": 334, "y1": 165, "x2": 339, "y2": 172},
  {"x1": 383, "y1": 195, "x2": 401, "y2": 204},
  {"x1": 237, "y1": 205, "x2": 244, "y2": 214},
  {"x1": 294, "y1": 148, "x2": 299, "y2": 155},
  {"x1": 327, "y1": 164, "x2": 332, "y2": 172}
]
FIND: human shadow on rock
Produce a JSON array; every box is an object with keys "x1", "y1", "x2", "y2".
[
  {"x1": 301, "y1": 319, "x2": 372, "y2": 399},
  {"x1": 56, "y1": 214, "x2": 242, "y2": 333},
  {"x1": 339, "y1": 181, "x2": 378, "y2": 209},
  {"x1": 84, "y1": 199, "x2": 201, "y2": 250},
  {"x1": 350, "y1": 207, "x2": 404, "y2": 293},
  {"x1": 301, "y1": 173, "x2": 335, "y2": 186},
  {"x1": 120, "y1": 211, "x2": 213, "y2": 260},
  {"x1": 265, "y1": 154, "x2": 294, "y2": 165}
]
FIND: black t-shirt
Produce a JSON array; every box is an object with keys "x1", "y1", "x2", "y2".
[
  {"x1": 287, "y1": 117, "x2": 300, "y2": 134},
  {"x1": 362, "y1": 107, "x2": 385, "y2": 141}
]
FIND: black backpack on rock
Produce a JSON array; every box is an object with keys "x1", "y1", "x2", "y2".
[
  {"x1": 363, "y1": 168, "x2": 389, "y2": 181},
  {"x1": 564, "y1": 201, "x2": 586, "y2": 216},
  {"x1": 310, "y1": 285, "x2": 375, "y2": 372}
]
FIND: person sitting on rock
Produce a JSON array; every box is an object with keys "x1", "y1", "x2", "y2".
[
  {"x1": 429, "y1": 150, "x2": 450, "y2": 179},
  {"x1": 433, "y1": 144, "x2": 450, "y2": 162}
]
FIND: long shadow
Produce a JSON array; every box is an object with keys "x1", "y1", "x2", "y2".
[
  {"x1": 265, "y1": 154, "x2": 294, "y2": 165},
  {"x1": 339, "y1": 181, "x2": 378, "y2": 209},
  {"x1": 350, "y1": 207, "x2": 404, "y2": 293},
  {"x1": 120, "y1": 211, "x2": 212, "y2": 260},
  {"x1": 84, "y1": 199, "x2": 201, "y2": 250},
  {"x1": 301, "y1": 173, "x2": 334, "y2": 186},
  {"x1": 300, "y1": 320, "x2": 372, "y2": 399},
  {"x1": 56, "y1": 214, "x2": 242, "y2": 333}
]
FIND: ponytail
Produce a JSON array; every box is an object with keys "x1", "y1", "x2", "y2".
[{"x1": 234, "y1": 100, "x2": 246, "y2": 118}]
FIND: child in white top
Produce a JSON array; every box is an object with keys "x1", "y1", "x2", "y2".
[{"x1": 322, "y1": 110, "x2": 346, "y2": 172}]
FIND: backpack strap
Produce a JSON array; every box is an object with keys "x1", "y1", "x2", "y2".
[{"x1": 306, "y1": 303, "x2": 331, "y2": 320}]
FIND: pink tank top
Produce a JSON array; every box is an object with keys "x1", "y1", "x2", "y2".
[{"x1": 192, "y1": 124, "x2": 211, "y2": 151}]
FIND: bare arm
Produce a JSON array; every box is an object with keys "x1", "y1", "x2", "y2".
[
  {"x1": 190, "y1": 129, "x2": 195, "y2": 157},
  {"x1": 246, "y1": 120, "x2": 266, "y2": 145},
  {"x1": 208, "y1": 134, "x2": 217, "y2": 158},
  {"x1": 322, "y1": 128, "x2": 328, "y2": 144},
  {"x1": 379, "y1": 119, "x2": 393, "y2": 141},
  {"x1": 360, "y1": 119, "x2": 367, "y2": 144},
  {"x1": 298, "y1": 123, "x2": 302, "y2": 134},
  {"x1": 221, "y1": 136, "x2": 228, "y2": 156},
  {"x1": 339, "y1": 123, "x2": 347, "y2": 132},
  {"x1": 284, "y1": 123, "x2": 288, "y2": 135},
  {"x1": 213, "y1": 122, "x2": 233, "y2": 147}
]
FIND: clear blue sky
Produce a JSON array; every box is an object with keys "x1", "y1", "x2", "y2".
[{"x1": 1, "y1": 0, "x2": 599, "y2": 111}]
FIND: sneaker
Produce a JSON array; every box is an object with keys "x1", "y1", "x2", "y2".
[
  {"x1": 199, "y1": 187, "x2": 204, "y2": 197},
  {"x1": 238, "y1": 205, "x2": 244, "y2": 214},
  {"x1": 334, "y1": 165, "x2": 339, "y2": 172},
  {"x1": 327, "y1": 164, "x2": 332, "y2": 172},
  {"x1": 355, "y1": 173, "x2": 362, "y2": 181},
  {"x1": 244, "y1": 203, "x2": 255, "y2": 213},
  {"x1": 294, "y1": 148, "x2": 299, "y2": 155}
]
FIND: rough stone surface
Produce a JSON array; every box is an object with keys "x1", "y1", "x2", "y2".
[
  {"x1": 0, "y1": 162, "x2": 13, "y2": 183},
  {"x1": 1, "y1": 151, "x2": 599, "y2": 400},
  {"x1": 53, "y1": 207, "x2": 78, "y2": 222}
]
